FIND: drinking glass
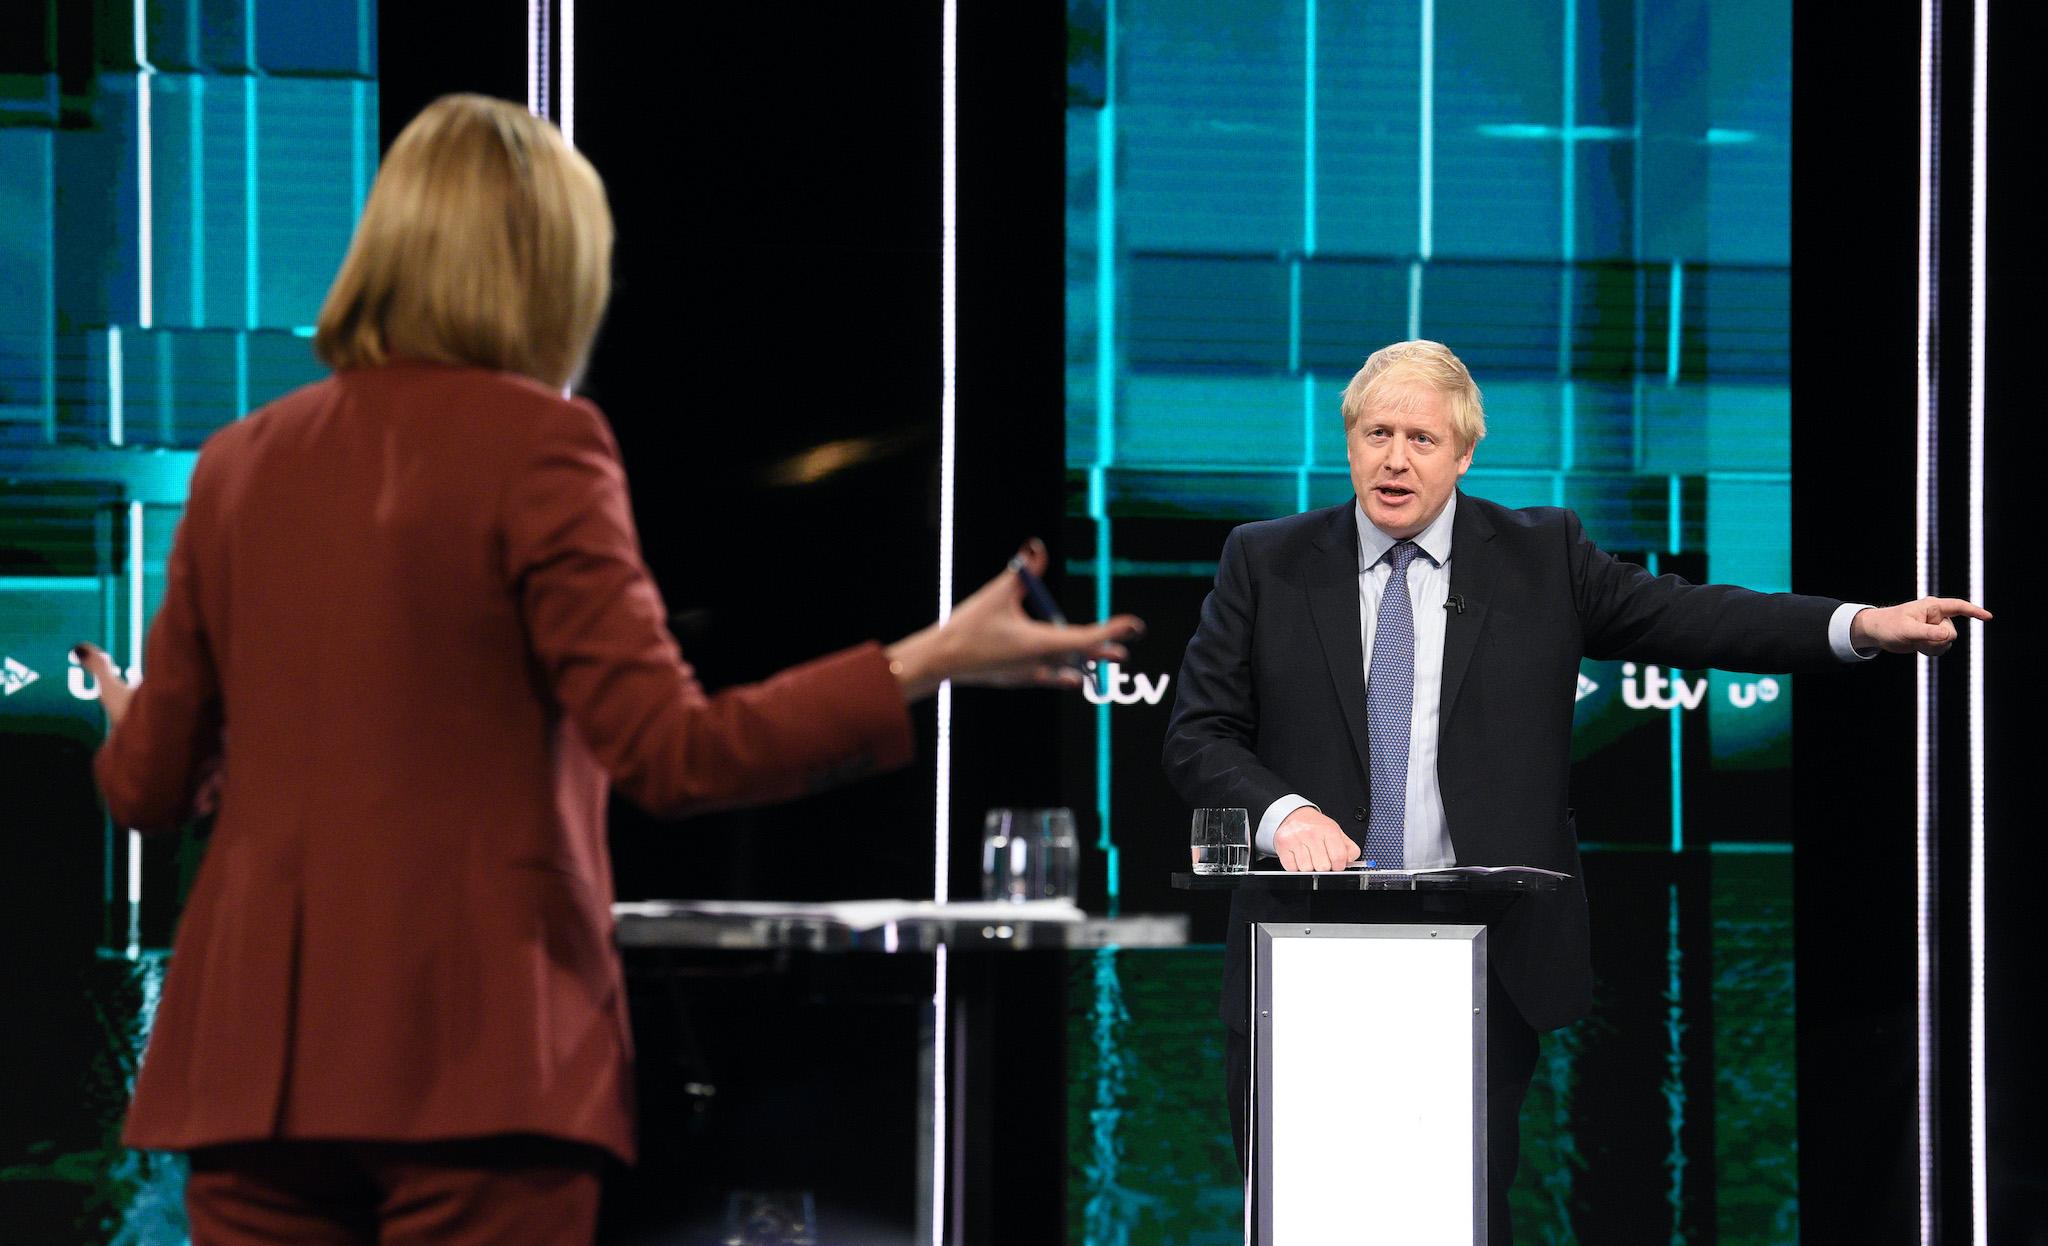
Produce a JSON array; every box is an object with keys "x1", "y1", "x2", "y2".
[
  {"x1": 981, "y1": 808, "x2": 1080, "y2": 902},
  {"x1": 1190, "y1": 807, "x2": 1251, "y2": 874},
  {"x1": 721, "y1": 1190, "x2": 817, "y2": 1245}
]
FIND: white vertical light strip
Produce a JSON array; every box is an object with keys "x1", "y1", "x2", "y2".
[
  {"x1": 127, "y1": 501, "x2": 146, "y2": 956},
  {"x1": 930, "y1": 3, "x2": 959, "y2": 1243},
  {"x1": 133, "y1": 0, "x2": 154, "y2": 330},
  {"x1": 560, "y1": 0, "x2": 576, "y2": 146},
  {"x1": 108, "y1": 326, "x2": 126, "y2": 445},
  {"x1": 136, "y1": 87, "x2": 154, "y2": 329},
  {"x1": 1914, "y1": 2, "x2": 1939, "y2": 1242},
  {"x1": 129, "y1": 502, "x2": 144, "y2": 680},
  {"x1": 526, "y1": 0, "x2": 549, "y2": 118},
  {"x1": 935, "y1": 0, "x2": 959, "y2": 891},
  {"x1": 1967, "y1": 1, "x2": 1988, "y2": 1241}
]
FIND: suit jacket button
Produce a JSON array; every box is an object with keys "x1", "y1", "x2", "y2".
[{"x1": 1353, "y1": 807, "x2": 1367, "y2": 822}]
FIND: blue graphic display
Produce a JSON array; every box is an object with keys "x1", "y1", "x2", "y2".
[
  {"x1": 1064, "y1": 0, "x2": 1799, "y2": 1241},
  {"x1": 1, "y1": 5, "x2": 374, "y2": 1237}
]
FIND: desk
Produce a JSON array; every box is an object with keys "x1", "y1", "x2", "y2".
[{"x1": 614, "y1": 901, "x2": 1188, "y2": 1244}]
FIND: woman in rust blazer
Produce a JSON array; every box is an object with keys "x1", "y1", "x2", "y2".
[{"x1": 82, "y1": 95, "x2": 1137, "y2": 1245}]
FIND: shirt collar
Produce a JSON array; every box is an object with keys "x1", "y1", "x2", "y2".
[{"x1": 1355, "y1": 491, "x2": 1457, "y2": 571}]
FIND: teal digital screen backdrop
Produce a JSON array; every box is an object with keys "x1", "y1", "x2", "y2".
[
  {"x1": 1, "y1": 4, "x2": 373, "y2": 1240},
  {"x1": 1062, "y1": 0, "x2": 1800, "y2": 1242}
]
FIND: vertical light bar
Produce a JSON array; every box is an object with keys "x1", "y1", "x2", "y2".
[
  {"x1": 127, "y1": 501, "x2": 146, "y2": 956},
  {"x1": 108, "y1": 327, "x2": 126, "y2": 446},
  {"x1": 234, "y1": 327, "x2": 249, "y2": 417},
  {"x1": 191, "y1": 76, "x2": 206, "y2": 326},
  {"x1": 134, "y1": 0, "x2": 153, "y2": 330},
  {"x1": 1303, "y1": 0, "x2": 1316, "y2": 257},
  {"x1": 1419, "y1": 0, "x2": 1434, "y2": 262},
  {"x1": 244, "y1": 74, "x2": 258, "y2": 329},
  {"x1": 560, "y1": 0, "x2": 576, "y2": 146},
  {"x1": 526, "y1": 0, "x2": 550, "y2": 118},
  {"x1": 930, "y1": 4, "x2": 959, "y2": 1243},
  {"x1": 1092, "y1": 0, "x2": 1119, "y2": 913},
  {"x1": 1298, "y1": 372, "x2": 1315, "y2": 513},
  {"x1": 1667, "y1": 260, "x2": 1684, "y2": 384},
  {"x1": 1914, "y1": 2, "x2": 1940, "y2": 1242},
  {"x1": 1287, "y1": 261, "x2": 1301, "y2": 373},
  {"x1": 129, "y1": 502, "x2": 144, "y2": 681},
  {"x1": 350, "y1": 80, "x2": 368, "y2": 217},
  {"x1": 1967, "y1": 1, "x2": 1988, "y2": 1241},
  {"x1": 935, "y1": 0, "x2": 958, "y2": 890}
]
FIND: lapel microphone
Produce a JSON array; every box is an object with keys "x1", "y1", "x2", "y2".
[{"x1": 1444, "y1": 594, "x2": 1467, "y2": 614}]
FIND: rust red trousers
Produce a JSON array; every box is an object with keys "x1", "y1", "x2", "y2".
[{"x1": 184, "y1": 1136, "x2": 605, "y2": 1245}]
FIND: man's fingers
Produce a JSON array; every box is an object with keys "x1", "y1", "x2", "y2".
[
  {"x1": 1928, "y1": 596, "x2": 1992, "y2": 622},
  {"x1": 1305, "y1": 838, "x2": 1332, "y2": 872}
]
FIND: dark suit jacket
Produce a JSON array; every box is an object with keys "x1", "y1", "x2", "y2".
[
  {"x1": 94, "y1": 362, "x2": 915, "y2": 1163},
  {"x1": 1163, "y1": 493, "x2": 1847, "y2": 1034}
]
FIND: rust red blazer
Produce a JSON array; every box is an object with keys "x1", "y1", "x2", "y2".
[{"x1": 94, "y1": 362, "x2": 914, "y2": 1164}]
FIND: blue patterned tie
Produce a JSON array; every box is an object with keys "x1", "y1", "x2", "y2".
[{"x1": 1364, "y1": 540, "x2": 1420, "y2": 869}]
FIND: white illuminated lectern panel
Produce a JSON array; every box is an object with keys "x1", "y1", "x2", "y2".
[{"x1": 1252, "y1": 923, "x2": 1486, "y2": 1245}]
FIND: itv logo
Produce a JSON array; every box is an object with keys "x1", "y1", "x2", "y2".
[
  {"x1": 1618, "y1": 663, "x2": 1780, "y2": 712},
  {"x1": 1080, "y1": 662, "x2": 1170, "y2": 707}
]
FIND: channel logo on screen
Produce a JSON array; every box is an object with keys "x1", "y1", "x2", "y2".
[{"x1": 2, "y1": 656, "x2": 40, "y2": 696}]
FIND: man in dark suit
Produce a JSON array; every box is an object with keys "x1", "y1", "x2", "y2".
[{"x1": 1161, "y1": 340, "x2": 1987, "y2": 1244}]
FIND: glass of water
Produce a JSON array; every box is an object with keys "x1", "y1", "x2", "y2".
[
  {"x1": 982, "y1": 808, "x2": 1080, "y2": 902},
  {"x1": 1190, "y1": 807, "x2": 1251, "y2": 874}
]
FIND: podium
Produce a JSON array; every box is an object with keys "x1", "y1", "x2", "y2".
[{"x1": 1172, "y1": 868, "x2": 1563, "y2": 1246}]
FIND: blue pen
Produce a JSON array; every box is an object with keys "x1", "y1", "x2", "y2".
[
  {"x1": 1009, "y1": 556, "x2": 1098, "y2": 693},
  {"x1": 1009, "y1": 556, "x2": 1068, "y2": 624}
]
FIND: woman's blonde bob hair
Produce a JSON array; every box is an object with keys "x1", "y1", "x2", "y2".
[
  {"x1": 1340, "y1": 339, "x2": 1487, "y2": 450},
  {"x1": 314, "y1": 94, "x2": 612, "y2": 390}
]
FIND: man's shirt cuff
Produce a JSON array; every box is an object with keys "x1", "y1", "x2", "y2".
[
  {"x1": 1256, "y1": 795, "x2": 1319, "y2": 857},
  {"x1": 1830, "y1": 602, "x2": 1879, "y2": 661}
]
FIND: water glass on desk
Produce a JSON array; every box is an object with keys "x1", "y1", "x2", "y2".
[
  {"x1": 1190, "y1": 808, "x2": 1251, "y2": 874},
  {"x1": 982, "y1": 808, "x2": 1080, "y2": 902}
]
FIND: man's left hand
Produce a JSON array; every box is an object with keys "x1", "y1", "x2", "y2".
[{"x1": 1849, "y1": 597, "x2": 1992, "y2": 656}]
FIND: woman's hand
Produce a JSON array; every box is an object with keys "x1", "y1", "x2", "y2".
[
  {"x1": 885, "y1": 539, "x2": 1145, "y2": 702},
  {"x1": 72, "y1": 643, "x2": 134, "y2": 728}
]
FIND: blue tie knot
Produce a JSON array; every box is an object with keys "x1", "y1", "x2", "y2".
[{"x1": 1387, "y1": 540, "x2": 1421, "y2": 573}]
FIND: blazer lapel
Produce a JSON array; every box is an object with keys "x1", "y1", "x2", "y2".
[
  {"x1": 1440, "y1": 492, "x2": 1497, "y2": 723},
  {"x1": 1305, "y1": 503, "x2": 1371, "y2": 769}
]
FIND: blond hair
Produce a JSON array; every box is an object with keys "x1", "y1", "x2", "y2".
[
  {"x1": 314, "y1": 94, "x2": 612, "y2": 390},
  {"x1": 1340, "y1": 340, "x2": 1487, "y2": 450}
]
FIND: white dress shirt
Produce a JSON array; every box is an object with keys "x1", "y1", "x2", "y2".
[{"x1": 1253, "y1": 495, "x2": 1876, "y2": 862}]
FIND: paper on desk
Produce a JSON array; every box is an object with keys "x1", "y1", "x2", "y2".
[{"x1": 610, "y1": 898, "x2": 1086, "y2": 930}]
